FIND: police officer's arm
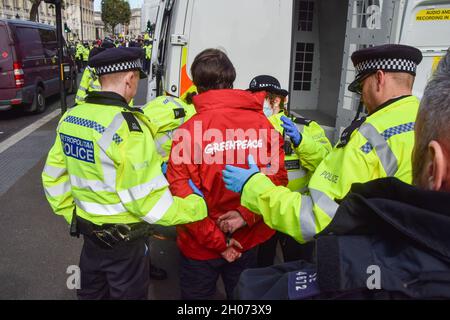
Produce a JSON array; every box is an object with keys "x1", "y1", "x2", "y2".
[
  {"x1": 239, "y1": 142, "x2": 377, "y2": 243},
  {"x1": 113, "y1": 122, "x2": 207, "y2": 226},
  {"x1": 166, "y1": 139, "x2": 229, "y2": 253},
  {"x1": 75, "y1": 68, "x2": 94, "y2": 105},
  {"x1": 294, "y1": 121, "x2": 332, "y2": 172},
  {"x1": 235, "y1": 128, "x2": 289, "y2": 227},
  {"x1": 42, "y1": 132, "x2": 75, "y2": 224}
]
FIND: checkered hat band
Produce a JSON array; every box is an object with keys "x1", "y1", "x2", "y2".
[
  {"x1": 355, "y1": 58, "x2": 417, "y2": 75},
  {"x1": 96, "y1": 59, "x2": 142, "y2": 76}
]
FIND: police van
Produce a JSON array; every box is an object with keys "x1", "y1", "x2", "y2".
[{"x1": 146, "y1": 0, "x2": 449, "y2": 142}]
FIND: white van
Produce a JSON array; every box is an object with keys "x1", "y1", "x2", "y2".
[{"x1": 146, "y1": 0, "x2": 449, "y2": 142}]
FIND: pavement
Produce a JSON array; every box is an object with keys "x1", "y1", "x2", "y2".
[{"x1": 0, "y1": 75, "x2": 227, "y2": 300}]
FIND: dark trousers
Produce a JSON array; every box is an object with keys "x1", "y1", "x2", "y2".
[
  {"x1": 257, "y1": 232, "x2": 315, "y2": 267},
  {"x1": 143, "y1": 58, "x2": 150, "y2": 74},
  {"x1": 76, "y1": 59, "x2": 82, "y2": 72},
  {"x1": 77, "y1": 236, "x2": 150, "y2": 300},
  {"x1": 179, "y1": 248, "x2": 257, "y2": 300}
]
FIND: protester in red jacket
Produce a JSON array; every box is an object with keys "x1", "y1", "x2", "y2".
[{"x1": 167, "y1": 48, "x2": 288, "y2": 299}]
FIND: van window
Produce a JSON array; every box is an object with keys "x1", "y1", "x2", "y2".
[
  {"x1": 39, "y1": 29, "x2": 58, "y2": 57},
  {"x1": 0, "y1": 25, "x2": 13, "y2": 69},
  {"x1": 14, "y1": 26, "x2": 45, "y2": 59}
]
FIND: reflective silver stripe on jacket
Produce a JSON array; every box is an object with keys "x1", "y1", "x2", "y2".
[
  {"x1": 287, "y1": 168, "x2": 307, "y2": 182},
  {"x1": 78, "y1": 85, "x2": 88, "y2": 92},
  {"x1": 97, "y1": 113, "x2": 125, "y2": 151},
  {"x1": 98, "y1": 113, "x2": 125, "y2": 191},
  {"x1": 76, "y1": 85, "x2": 88, "y2": 102},
  {"x1": 167, "y1": 96, "x2": 183, "y2": 109},
  {"x1": 155, "y1": 133, "x2": 172, "y2": 158},
  {"x1": 43, "y1": 164, "x2": 66, "y2": 179},
  {"x1": 298, "y1": 194, "x2": 316, "y2": 242},
  {"x1": 297, "y1": 189, "x2": 338, "y2": 242},
  {"x1": 310, "y1": 188, "x2": 339, "y2": 219},
  {"x1": 141, "y1": 189, "x2": 174, "y2": 223},
  {"x1": 75, "y1": 198, "x2": 127, "y2": 216},
  {"x1": 75, "y1": 95, "x2": 85, "y2": 102},
  {"x1": 68, "y1": 114, "x2": 124, "y2": 194},
  {"x1": 70, "y1": 175, "x2": 115, "y2": 192},
  {"x1": 44, "y1": 181, "x2": 71, "y2": 197},
  {"x1": 118, "y1": 175, "x2": 169, "y2": 204},
  {"x1": 358, "y1": 123, "x2": 398, "y2": 176}
]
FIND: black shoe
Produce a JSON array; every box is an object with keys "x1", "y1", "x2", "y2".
[{"x1": 149, "y1": 264, "x2": 167, "y2": 280}]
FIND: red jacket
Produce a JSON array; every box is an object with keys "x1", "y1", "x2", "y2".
[{"x1": 167, "y1": 89, "x2": 288, "y2": 260}]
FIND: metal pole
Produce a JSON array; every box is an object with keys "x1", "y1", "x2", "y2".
[
  {"x1": 55, "y1": 0, "x2": 67, "y2": 113},
  {"x1": 80, "y1": 0, "x2": 84, "y2": 41}
]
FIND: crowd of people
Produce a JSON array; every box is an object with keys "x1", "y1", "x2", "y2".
[
  {"x1": 42, "y1": 41, "x2": 450, "y2": 300},
  {"x1": 69, "y1": 34, "x2": 153, "y2": 74}
]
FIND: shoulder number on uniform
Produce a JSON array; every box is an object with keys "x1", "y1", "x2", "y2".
[
  {"x1": 173, "y1": 108, "x2": 186, "y2": 119},
  {"x1": 336, "y1": 117, "x2": 366, "y2": 148},
  {"x1": 122, "y1": 112, "x2": 143, "y2": 133}
]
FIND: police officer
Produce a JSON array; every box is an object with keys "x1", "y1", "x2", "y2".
[
  {"x1": 247, "y1": 75, "x2": 331, "y2": 192},
  {"x1": 246, "y1": 75, "x2": 331, "y2": 265},
  {"x1": 75, "y1": 42, "x2": 84, "y2": 71},
  {"x1": 76, "y1": 40, "x2": 135, "y2": 107},
  {"x1": 141, "y1": 96, "x2": 197, "y2": 280},
  {"x1": 42, "y1": 47, "x2": 208, "y2": 299},
  {"x1": 222, "y1": 44, "x2": 422, "y2": 244},
  {"x1": 75, "y1": 41, "x2": 115, "y2": 105},
  {"x1": 142, "y1": 40, "x2": 152, "y2": 74},
  {"x1": 142, "y1": 96, "x2": 196, "y2": 163},
  {"x1": 81, "y1": 42, "x2": 90, "y2": 69}
]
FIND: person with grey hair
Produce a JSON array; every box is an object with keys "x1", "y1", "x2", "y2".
[
  {"x1": 236, "y1": 49, "x2": 450, "y2": 300},
  {"x1": 413, "y1": 51, "x2": 450, "y2": 190}
]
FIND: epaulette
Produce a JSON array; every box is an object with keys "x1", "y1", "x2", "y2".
[
  {"x1": 122, "y1": 112, "x2": 143, "y2": 133},
  {"x1": 173, "y1": 108, "x2": 186, "y2": 119},
  {"x1": 336, "y1": 117, "x2": 366, "y2": 148},
  {"x1": 293, "y1": 117, "x2": 313, "y2": 126}
]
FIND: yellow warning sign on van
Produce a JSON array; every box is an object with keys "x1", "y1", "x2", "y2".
[
  {"x1": 432, "y1": 56, "x2": 443, "y2": 72},
  {"x1": 416, "y1": 8, "x2": 450, "y2": 21}
]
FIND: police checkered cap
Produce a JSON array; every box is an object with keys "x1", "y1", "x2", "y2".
[
  {"x1": 348, "y1": 44, "x2": 422, "y2": 93},
  {"x1": 247, "y1": 75, "x2": 289, "y2": 97},
  {"x1": 96, "y1": 59, "x2": 142, "y2": 76},
  {"x1": 355, "y1": 58, "x2": 417, "y2": 76}
]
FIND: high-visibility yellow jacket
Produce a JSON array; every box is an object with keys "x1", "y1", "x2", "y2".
[
  {"x1": 240, "y1": 95, "x2": 418, "y2": 243},
  {"x1": 82, "y1": 47, "x2": 89, "y2": 62},
  {"x1": 143, "y1": 44, "x2": 152, "y2": 60},
  {"x1": 142, "y1": 96, "x2": 196, "y2": 162},
  {"x1": 75, "y1": 67, "x2": 134, "y2": 106},
  {"x1": 75, "y1": 67, "x2": 101, "y2": 105},
  {"x1": 42, "y1": 91, "x2": 207, "y2": 226},
  {"x1": 75, "y1": 44, "x2": 84, "y2": 60},
  {"x1": 268, "y1": 112, "x2": 331, "y2": 192}
]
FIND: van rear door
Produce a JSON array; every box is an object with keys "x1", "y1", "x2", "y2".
[
  {"x1": 0, "y1": 22, "x2": 15, "y2": 90},
  {"x1": 186, "y1": 0, "x2": 293, "y2": 90}
]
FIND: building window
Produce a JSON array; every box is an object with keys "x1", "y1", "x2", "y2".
[
  {"x1": 351, "y1": 0, "x2": 381, "y2": 29},
  {"x1": 298, "y1": 1, "x2": 314, "y2": 31},
  {"x1": 293, "y1": 42, "x2": 314, "y2": 91}
]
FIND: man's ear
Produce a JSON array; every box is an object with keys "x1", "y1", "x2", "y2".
[
  {"x1": 427, "y1": 140, "x2": 447, "y2": 191},
  {"x1": 124, "y1": 71, "x2": 134, "y2": 87},
  {"x1": 376, "y1": 70, "x2": 385, "y2": 92}
]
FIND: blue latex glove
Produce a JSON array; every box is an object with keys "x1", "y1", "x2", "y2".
[
  {"x1": 281, "y1": 116, "x2": 302, "y2": 147},
  {"x1": 188, "y1": 179, "x2": 204, "y2": 198},
  {"x1": 161, "y1": 161, "x2": 168, "y2": 175},
  {"x1": 222, "y1": 155, "x2": 260, "y2": 193}
]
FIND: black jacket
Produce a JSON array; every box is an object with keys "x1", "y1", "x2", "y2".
[{"x1": 237, "y1": 178, "x2": 450, "y2": 299}]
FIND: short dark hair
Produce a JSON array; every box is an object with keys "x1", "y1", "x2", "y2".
[{"x1": 191, "y1": 48, "x2": 236, "y2": 93}]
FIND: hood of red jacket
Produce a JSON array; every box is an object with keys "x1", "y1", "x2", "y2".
[{"x1": 192, "y1": 89, "x2": 267, "y2": 113}]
